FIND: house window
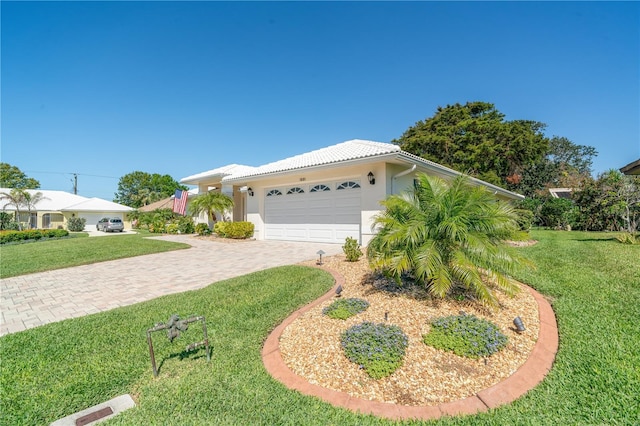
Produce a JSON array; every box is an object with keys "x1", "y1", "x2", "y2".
[
  {"x1": 266, "y1": 189, "x2": 283, "y2": 196},
  {"x1": 336, "y1": 181, "x2": 361, "y2": 190},
  {"x1": 310, "y1": 184, "x2": 331, "y2": 192},
  {"x1": 286, "y1": 187, "x2": 305, "y2": 195}
]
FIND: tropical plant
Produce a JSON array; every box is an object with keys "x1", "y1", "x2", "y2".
[
  {"x1": 188, "y1": 191, "x2": 234, "y2": 224},
  {"x1": 0, "y1": 189, "x2": 46, "y2": 230},
  {"x1": 367, "y1": 173, "x2": 529, "y2": 307}
]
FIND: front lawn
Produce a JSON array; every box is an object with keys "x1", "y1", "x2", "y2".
[
  {"x1": 0, "y1": 230, "x2": 638, "y2": 425},
  {"x1": 0, "y1": 234, "x2": 189, "y2": 278}
]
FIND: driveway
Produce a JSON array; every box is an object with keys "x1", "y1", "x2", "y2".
[{"x1": 0, "y1": 235, "x2": 344, "y2": 336}]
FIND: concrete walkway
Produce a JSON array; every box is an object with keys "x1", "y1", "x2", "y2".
[{"x1": 0, "y1": 236, "x2": 343, "y2": 336}]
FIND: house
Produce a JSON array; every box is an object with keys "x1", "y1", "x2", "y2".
[
  {"x1": 0, "y1": 188, "x2": 133, "y2": 230},
  {"x1": 620, "y1": 158, "x2": 640, "y2": 175},
  {"x1": 138, "y1": 188, "x2": 199, "y2": 213},
  {"x1": 180, "y1": 140, "x2": 524, "y2": 245}
]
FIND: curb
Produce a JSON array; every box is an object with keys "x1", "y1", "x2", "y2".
[{"x1": 262, "y1": 267, "x2": 558, "y2": 421}]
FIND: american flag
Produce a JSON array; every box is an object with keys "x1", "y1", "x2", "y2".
[{"x1": 172, "y1": 190, "x2": 188, "y2": 215}]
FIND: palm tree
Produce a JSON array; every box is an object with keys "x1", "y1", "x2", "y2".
[
  {"x1": 188, "y1": 191, "x2": 234, "y2": 225},
  {"x1": 367, "y1": 173, "x2": 530, "y2": 307},
  {"x1": 0, "y1": 189, "x2": 46, "y2": 230}
]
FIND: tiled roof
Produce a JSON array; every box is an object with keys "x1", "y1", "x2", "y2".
[
  {"x1": 223, "y1": 140, "x2": 400, "y2": 181},
  {"x1": 0, "y1": 188, "x2": 132, "y2": 212},
  {"x1": 180, "y1": 164, "x2": 257, "y2": 184}
]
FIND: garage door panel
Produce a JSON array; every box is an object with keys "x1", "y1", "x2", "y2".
[{"x1": 264, "y1": 183, "x2": 361, "y2": 243}]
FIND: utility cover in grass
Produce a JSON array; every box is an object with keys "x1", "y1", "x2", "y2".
[{"x1": 341, "y1": 322, "x2": 409, "y2": 379}]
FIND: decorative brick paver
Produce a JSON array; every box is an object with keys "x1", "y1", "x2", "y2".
[{"x1": 0, "y1": 236, "x2": 343, "y2": 336}]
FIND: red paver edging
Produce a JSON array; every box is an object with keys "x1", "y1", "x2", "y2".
[{"x1": 262, "y1": 267, "x2": 559, "y2": 421}]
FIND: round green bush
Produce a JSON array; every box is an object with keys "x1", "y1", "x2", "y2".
[
  {"x1": 322, "y1": 298, "x2": 369, "y2": 320},
  {"x1": 423, "y1": 314, "x2": 508, "y2": 358},
  {"x1": 341, "y1": 322, "x2": 408, "y2": 379}
]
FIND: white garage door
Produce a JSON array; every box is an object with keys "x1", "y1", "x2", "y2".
[
  {"x1": 80, "y1": 213, "x2": 123, "y2": 229},
  {"x1": 264, "y1": 181, "x2": 361, "y2": 243}
]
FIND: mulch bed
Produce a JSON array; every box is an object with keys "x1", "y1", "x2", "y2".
[{"x1": 280, "y1": 254, "x2": 540, "y2": 406}]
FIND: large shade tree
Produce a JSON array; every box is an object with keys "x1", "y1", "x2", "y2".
[
  {"x1": 188, "y1": 191, "x2": 234, "y2": 225},
  {"x1": 114, "y1": 171, "x2": 187, "y2": 208},
  {"x1": 393, "y1": 102, "x2": 549, "y2": 187},
  {"x1": 367, "y1": 173, "x2": 530, "y2": 307},
  {"x1": 513, "y1": 136, "x2": 598, "y2": 197},
  {"x1": 0, "y1": 163, "x2": 40, "y2": 189}
]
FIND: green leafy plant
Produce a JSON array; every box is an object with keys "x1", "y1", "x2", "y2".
[
  {"x1": 195, "y1": 223, "x2": 211, "y2": 236},
  {"x1": 214, "y1": 221, "x2": 254, "y2": 239},
  {"x1": 322, "y1": 298, "x2": 369, "y2": 320},
  {"x1": 342, "y1": 237, "x2": 363, "y2": 262},
  {"x1": 177, "y1": 216, "x2": 195, "y2": 234},
  {"x1": 367, "y1": 173, "x2": 530, "y2": 307},
  {"x1": 67, "y1": 217, "x2": 86, "y2": 232},
  {"x1": 341, "y1": 322, "x2": 408, "y2": 379},
  {"x1": 616, "y1": 232, "x2": 638, "y2": 245},
  {"x1": 423, "y1": 314, "x2": 508, "y2": 358},
  {"x1": 0, "y1": 229, "x2": 69, "y2": 244}
]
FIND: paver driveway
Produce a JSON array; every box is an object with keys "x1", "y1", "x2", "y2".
[{"x1": 0, "y1": 235, "x2": 343, "y2": 336}]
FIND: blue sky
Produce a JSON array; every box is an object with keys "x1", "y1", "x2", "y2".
[{"x1": 2, "y1": 1, "x2": 638, "y2": 200}]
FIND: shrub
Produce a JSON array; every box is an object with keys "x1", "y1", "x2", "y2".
[
  {"x1": 165, "y1": 223, "x2": 180, "y2": 234},
  {"x1": 177, "y1": 216, "x2": 195, "y2": 234},
  {"x1": 0, "y1": 212, "x2": 19, "y2": 230},
  {"x1": 616, "y1": 232, "x2": 638, "y2": 245},
  {"x1": 67, "y1": 217, "x2": 86, "y2": 232},
  {"x1": 342, "y1": 237, "x2": 363, "y2": 262},
  {"x1": 0, "y1": 229, "x2": 69, "y2": 244},
  {"x1": 423, "y1": 314, "x2": 508, "y2": 359},
  {"x1": 322, "y1": 298, "x2": 369, "y2": 320},
  {"x1": 195, "y1": 223, "x2": 211, "y2": 236},
  {"x1": 341, "y1": 322, "x2": 409, "y2": 379},
  {"x1": 215, "y1": 221, "x2": 254, "y2": 239},
  {"x1": 514, "y1": 208, "x2": 534, "y2": 231}
]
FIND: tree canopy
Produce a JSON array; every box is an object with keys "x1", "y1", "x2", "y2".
[
  {"x1": 512, "y1": 136, "x2": 598, "y2": 197},
  {"x1": 114, "y1": 171, "x2": 187, "y2": 208},
  {"x1": 392, "y1": 102, "x2": 549, "y2": 187},
  {"x1": 0, "y1": 163, "x2": 41, "y2": 189}
]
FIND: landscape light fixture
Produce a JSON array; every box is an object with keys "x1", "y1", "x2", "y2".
[
  {"x1": 513, "y1": 316, "x2": 526, "y2": 333},
  {"x1": 367, "y1": 171, "x2": 375, "y2": 185},
  {"x1": 316, "y1": 249, "x2": 325, "y2": 265},
  {"x1": 335, "y1": 284, "x2": 343, "y2": 297}
]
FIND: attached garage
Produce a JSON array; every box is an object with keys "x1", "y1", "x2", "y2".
[
  {"x1": 79, "y1": 212, "x2": 124, "y2": 229},
  {"x1": 264, "y1": 180, "x2": 361, "y2": 243}
]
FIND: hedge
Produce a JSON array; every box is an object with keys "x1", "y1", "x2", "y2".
[
  {"x1": 0, "y1": 229, "x2": 69, "y2": 244},
  {"x1": 213, "y1": 221, "x2": 255, "y2": 239}
]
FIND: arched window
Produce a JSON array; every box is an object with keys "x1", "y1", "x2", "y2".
[
  {"x1": 266, "y1": 189, "x2": 283, "y2": 196},
  {"x1": 336, "y1": 181, "x2": 361, "y2": 190},
  {"x1": 287, "y1": 187, "x2": 305, "y2": 195},
  {"x1": 310, "y1": 184, "x2": 331, "y2": 192}
]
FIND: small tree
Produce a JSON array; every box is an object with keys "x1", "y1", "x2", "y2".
[
  {"x1": 0, "y1": 189, "x2": 45, "y2": 230},
  {"x1": 188, "y1": 191, "x2": 234, "y2": 224},
  {"x1": 367, "y1": 173, "x2": 530, "y2": 307}
]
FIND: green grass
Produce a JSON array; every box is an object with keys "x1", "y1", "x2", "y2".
[
  {"x1": 0, "y1": 234, "x2": 189, "y2": 278},
  {"x1": 0, "y1": 230, "x2": 638, "y2": 425}
]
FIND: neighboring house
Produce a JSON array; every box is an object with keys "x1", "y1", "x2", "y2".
[
  {"x1": 620, "y1": 158, "x2": 640, "y2": 175},
  {"x1": 180, "y1": 139, "x2": 524, "y2": 245},
  {"x1": 0, "y1": 188, "x2": 133, "y2": 230},
  {"x1": 138, "y1": 189, "x2": 199, "y2": 213},
  {"x1": 549, "y1": 188, "x2": 573, "y2": 199}
]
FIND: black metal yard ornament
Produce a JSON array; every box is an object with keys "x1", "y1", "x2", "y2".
[{"x1": 147, "y1": 314, "x2": 211, "y2": 377}]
